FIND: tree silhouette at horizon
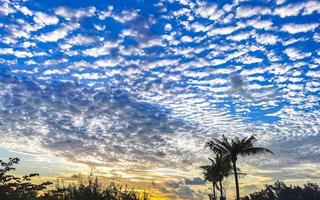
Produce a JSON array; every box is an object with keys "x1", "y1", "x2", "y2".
[
  {"x1": 206, "y1": 135, "x2": 274, "y2": 200},
  {"x1": 201, "y1": 154, "x2": 232, "y2": 200}
]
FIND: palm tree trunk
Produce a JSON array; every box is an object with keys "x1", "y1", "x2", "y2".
[
  {"x1": 212, "y1": 183, "x2": 216, "y2": 200},
  {"x1": 219, "y1": 180, "x2": 224, "y2": 200},
  {"x1": 233, "y1": 160, "x2": 240, "y2": 200}
]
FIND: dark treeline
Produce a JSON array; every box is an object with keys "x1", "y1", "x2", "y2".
[
  {"x1": 0, "y1": 158, "x2": 149, "y2": 200},
  {"x1": 240, "y1": 181, "x2": 320, "y2": 200}
]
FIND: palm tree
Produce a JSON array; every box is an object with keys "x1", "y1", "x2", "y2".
[
  {"x1": 201, "y1": 154, "x2": 232, "y2": 200},
  {"x1": 206, "y1": 135, "x2": 273, "y2": 200},
  {"x1": 200, "y1": 164, "x2": 218, "y2": 200}
]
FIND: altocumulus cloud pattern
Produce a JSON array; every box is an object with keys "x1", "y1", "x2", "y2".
[{"x1": 0, "y1": 0, "x2": 320, "y2": 193}]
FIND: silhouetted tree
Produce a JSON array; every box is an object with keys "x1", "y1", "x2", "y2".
[
  {"x1": 201, "y1": 163, "x2": 218, "y2": 200},
  {"x1": 201, "y1": 154, "x2": 232, "y2": 200},
  {"x1": 42, "y1": 177, "x2": 149, "y2": 200},
  {"x1": 0, "y1": 157, "x2": 149, "y2": 200},
  {"x1": 240, "y1": 181, "x2": 320, "y2": 200},
  {"x1": 0, "y1": 157, "x2": 52, "y2": 200},
  {"x1": 206, "y1": 135, "x2": 273, "y2": 200}
]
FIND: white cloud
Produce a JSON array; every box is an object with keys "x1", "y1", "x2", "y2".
[
  {"x1": 255, "y1": 34, "x2": 278, "y2": 45},
  {"x1": 0, "y1": 2, "x2": 15, "y2": 16},
  {"x1": 282, "y1": 38, "x2": 306, "y2": 46},
  {"x1": 227, "y1": 32, "x2": 250, "y2": 41},
  {"x1": 276, "y1": 0, "x2": 286, "y2": 5},
  {"x1": 247, "y1": 19, "x2": 273, "y2": 30},
  {"x1": 303, "y1": 1, "x2": 320, "y2": 15},
  {"x1": 208, "y1": 26, "x2": 239, "y2": 36},
  {"x1": 195, "y1": 3, "x2": 224, "y2": 20},
  {"x1": 0, "y1": 48, "x2": 33, "y2": 58},
  {"x1": 281, "y1": 23, "x2": 319, "y2": 34},
  {"x1": 274, "y1": 3, "x2": 305, "y2": 18},
  {"x1": 36, "y1": 23, "x2": 80, "y2": 42},
  {"x1": 14, "y1": 5, "x2": 32, "y2": 16},
  {"x1": 34, "y1": 12, "x2": 59, "y2": 26},
  {"x1": 181, "y1": 36, "x2": 193, "y2": 43},
  {"x1": 284, "y1": 48, "x2": 311, "y2": 60},
  {"x1": 63, "y1": 35, "x2": 96, "y2": 46},
  {"x1": 236, "y1": 6, "x2": 271, "y2": 18},
  {"x1": 239, "y1": 55, "x2": 263, "y2": 64},
  {"x1": 43, "y1": 69, "x2": 70, "y2": 75},
  {"x1": 98, "y1": 6, "x2": 113, "y2": 20},
  {"x1": 190, "y1": 22, "x2": 209, "y2": 32},
  {"x1": 55, "y1": 6, "x2": 96, "y2": 20},
  {"x1": 22, "y1": 41, "x2": 36, "y2": 48},
  {"x1": 82, "y1": 41, "x2": 119, "y2": 57},
  {"x1": 306, "y1": 70, "x2": 320, "y2": 78},
  {"x1": 274, "y1": 1, "x2": 320, "y2": 18},
  {"x1": 165, "y1": 23, "x2": 172, "y2": 31},
  {"x1": 95, "y1": 58, "x2": 120, "y2": 68},
  {"x1": 112, "y1": 10, "x2": 139, "y2": 23},
  {"x1": 313, "y1": 33, "x2": 320, "y2": 42},
  {"x1": 0, "y1": 48, "x2": 14, "y2": 55}
]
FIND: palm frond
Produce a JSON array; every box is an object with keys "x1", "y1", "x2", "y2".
[{"x1": 241, "y1": 147, "x2": 274, "y2": 156}]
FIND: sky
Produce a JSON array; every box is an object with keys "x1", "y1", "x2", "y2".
[{"x1": 0, "y1": 0, "x2": 320, "y2": 199}]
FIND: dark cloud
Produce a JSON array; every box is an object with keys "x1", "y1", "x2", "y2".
[
  {"x1": 152, "y1": 180, "x2": 206, "y2": 200},
  {"x1": 0, "y1": 71, "x2": 193, "y2": 169},
  {"x1": 184, "y1": 177, "x2": 205, "y2": 185},
  {"x1": 229, "y1": 74, "x2": 253, "y2": 100}
]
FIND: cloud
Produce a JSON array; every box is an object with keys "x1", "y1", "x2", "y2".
[
  {"x1": 14, "y1": 4, "x2": 33, "y2": 16},
  {"x1": 236, "y1": 6, "x2": 271, "y2": 18},
  {"x1": 164, "y1": 23, "x2": 172, "y2": 31},
  {"x1": 274, "y1": 1, "x2": 320, "y2": 18},
  {"x1": 281, "y1": 23, "x2": 319, "y2": 34},
  {"x1": 195, "y1": 3, "x2": 224, "y2": 20},
  {"x1": 227, "y1": 32, "x2": 250, "y2": 41},
  {"x1": 181, "y1": 36, "x2": 193, "y2": 43},
  {"x1": 208, "y1": 26, "x2": 239, "y2": 36},
  {"x1": 55, "y1": 6, "x2": 96, "y2": 20},
  {"x1": 0, "y1": 48, "x2": 33, "y2": 58},
  {"x1": 255, "y1": 34, "x2": 278, "y2": 45},
  {"x1": 59, "y1": 34, "x2": 97, "y2": 50},
  {"x1": 33, "y1": 12, "x2": 59, "y2": 26},
  {"x1": 36, "y1": 23, "x2": 80, "y2": 42},
  {"x1": 229, "y1": 74, "x2": 253, "y2": 100},
  {"x1": 0, "y1": 71, "x2": 192, "y2": 170},
  {"x1": 184, "y1": 177, "x2": 204, "y2": 185},
  {"x1": 0, "y1": 0, "x2": 320, "y2": 198},
  {"x1": 284, "y1": 48, "x2": 311, "y2": 60},
  {"x1": 247, "y1": 19, "x2": 273, "y2": 30},
  {"x1": 274, "y1": 3, "x2": 305, "y2": 18},
  {"x1": 0, "y1": 2, "x2": 15, "y2": 16},
  {"x1": 82, "y1": 41, "x2": 119, "y2": 57}
]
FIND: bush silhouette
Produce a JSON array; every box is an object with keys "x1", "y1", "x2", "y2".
[
  {"x1": 0, "y1": 158, "x2": 149, "y2": 200},
  {"x1": 240, "y1": 181, "x2": 320, "y2": 200}
]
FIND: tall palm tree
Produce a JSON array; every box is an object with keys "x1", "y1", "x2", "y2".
[
  {"x1": 206, "y1": 135, "x2": 273, "y2": 200},
  {"x1": 201, "y1": 154, "x2": 232, "y2": 200}
]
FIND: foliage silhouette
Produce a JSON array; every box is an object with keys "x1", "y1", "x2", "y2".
[
  {"x1": 200, "y1": 154, "x2": 232, "y2": 200},
  {"x1": 206, "y1": 135, "x2": 273, "y2": 200},
  {"x1": 240, "y1": 181, "x2": 320, "y2": 200},
  {"x1": 0, "y1": 158, "x2": 149, "y2": 200},
  {"x1": 0, "y1": 157, "x2": 52, "y2": 200}
]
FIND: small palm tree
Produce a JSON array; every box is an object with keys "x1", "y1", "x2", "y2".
[
  {"x1": 201, "y1": 154, "x2": 232, "y2": 200},
  {"x1": 200, "y1": 164, "x2": 218, "y2": 200},
  {"x1": 206, "y1": 135, "x2": 273, "y2": 200}
]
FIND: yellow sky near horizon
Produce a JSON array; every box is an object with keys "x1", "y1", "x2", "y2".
[{"x1": 2, "y1": 146, "x2": 320, "y2": 200}]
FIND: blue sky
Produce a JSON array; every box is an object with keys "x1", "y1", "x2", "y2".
[{"x1": 0, "y1": 0, "x2": 320, "y2": 199}]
